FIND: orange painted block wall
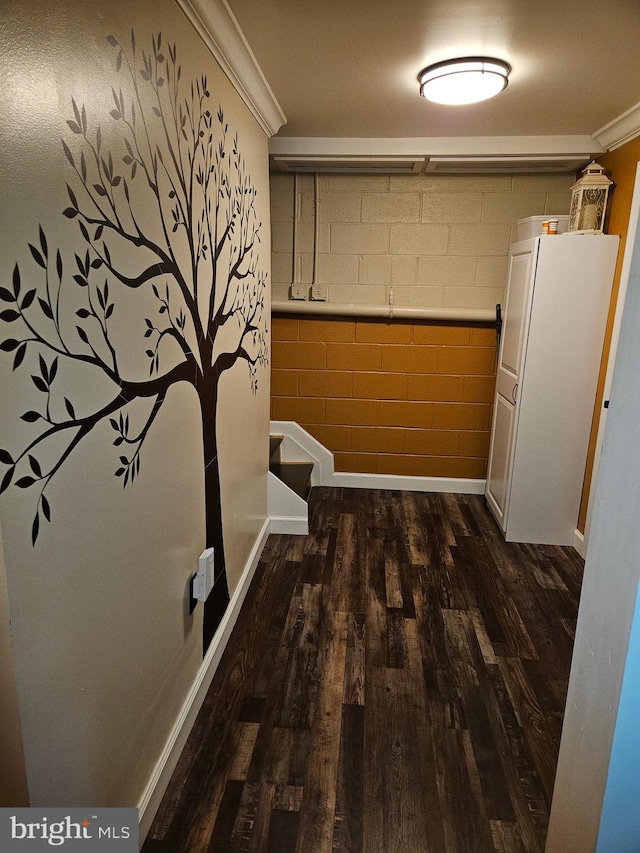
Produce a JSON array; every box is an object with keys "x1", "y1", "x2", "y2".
[{"x1": 271, "y1": 315, "x2": 496, "y2": 479}]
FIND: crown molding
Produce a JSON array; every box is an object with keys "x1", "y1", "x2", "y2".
[
  {"x1": 175, "y1": 0, "x2": 286, "y2": 137},
  {"x1": 594, "y1": 101, "x2": 640, "y2": 152}
]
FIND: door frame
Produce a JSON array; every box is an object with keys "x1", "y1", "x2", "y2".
[{"x1": 583, "y1": 161, "x2": 640, "y2": 549}]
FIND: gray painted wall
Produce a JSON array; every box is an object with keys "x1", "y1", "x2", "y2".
[{"x1": 0, "y1": 0, "x2": 270, "y2": 808}]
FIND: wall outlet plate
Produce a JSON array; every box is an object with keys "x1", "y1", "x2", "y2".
[
  {"x1": 290, "y1": 283, "x2": 308, "y2": 300},
  {"x1": 192, "y1": 547, "x2": 215, "y2": 602},
  {"x1": 310, "y1": 284, "x2": 327, "y2": 301}
]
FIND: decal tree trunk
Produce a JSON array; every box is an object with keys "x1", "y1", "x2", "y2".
[{"x1": 198, "y1": 374, "x2": 230, "y2": 650}]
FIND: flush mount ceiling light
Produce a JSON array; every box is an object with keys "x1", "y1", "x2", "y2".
[{"x1": 418, "y1": 57, "x2": 511, "y2": 105}]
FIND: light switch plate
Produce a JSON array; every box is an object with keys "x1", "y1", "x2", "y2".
[{"x1": 192, "y1": 547, "x2": 215, "y2": 602}]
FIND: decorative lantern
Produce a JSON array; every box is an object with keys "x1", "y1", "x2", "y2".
[{"x1": 568, "y1": 161, "x2": 612, "y2": 233}]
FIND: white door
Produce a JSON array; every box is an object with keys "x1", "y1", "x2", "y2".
[
  {"x1": 485, "y1": 244, "x2": 535, "y2": 528},
  {"x1": 485, "y1": 393, "x2": 516, "y2": 527}
]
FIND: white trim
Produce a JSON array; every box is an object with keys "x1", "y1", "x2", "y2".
[
  {"x1": 271, "y1": 421, "x2": 486, "y2": 495},
  {"x1": 269, "y1": 135, "x2": 601, "y2": 158},
  {"x1": 271, "y1": 420, "x2": 334, "y2": 485},
  {"x1": 485, "y1": 488, "x2": 506, "y2": 532},
  {"x1": 583, "y1": 162, "x2": 640, "y2": 551},
  {"x1": 573, "y1": 528, "x2": 586, "y2": 558},
  {"x1": 269, "y1": 516, "x2": 309, "y2": 535},
  {"x1": 276, "y1": 434, "x2": 318, "y2": 465},
  {"x1": 137, "y1": 517, "x2": 270, "y2": 845},
  {"x1": 174, "y1": 0, "x2": 286, "y2": 137},
  {"x1": 328, "y1": 471, "x2": 486, "y2": 494},
  {"x1": 594, "y1": 102, "x2": 640, "y2": 152},
  {"x1": 267, "y1": 470, "x2": 309, "y2": 533}
]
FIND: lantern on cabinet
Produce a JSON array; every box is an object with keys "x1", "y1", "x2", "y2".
[{"x1": 568, "y1": 161, "x2": 612, "y2": 232}]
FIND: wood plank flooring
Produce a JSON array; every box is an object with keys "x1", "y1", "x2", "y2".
[{"x1": 143, "y1": 488, "x2": 583, "y2": 853}]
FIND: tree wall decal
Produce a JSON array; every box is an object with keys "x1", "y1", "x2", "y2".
[{"x1": 0, "y1": 31, "x2": 269, "y2": 650}]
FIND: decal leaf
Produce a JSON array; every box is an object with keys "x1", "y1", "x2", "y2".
[
  {"x1": 12, "y1": 264, "x2": 21, "y2": 297},
  {"x1": 38, "y1": 298, "x2": 54, "y2": 319},
  {"x1": 61, "y1": 139, "x2": 75, "y2": 167},
  {"x1": 32, "y1": 375, "x2": 48, "y2": 393},
  {"x1": 64, "y1": 398, "x2": 76, "y2": 419},
  {"x1": 41, "y1": 495, "x2": 51, "y2": 522},
  {"x1": 0, "y1": 467, "x2": 14, "y2": 495},
  {"x1": 28, "y1": 455, "x2": 42, "y2": 477},
  {"x1": 13, "y1": 343, "x2": 27, "y2": 370},
  {"x1": 20, "y1": 289, "x2": 36, "y2": 310},
  {"x1": 16, "y1": 476, "x2": 36, "y2": 488},
  {"x1": 28, "y1": 244, "x2": 46, "y2": 268},
  {"x1": 39, "y1": 226, "x2": 48, "y2": 259}
]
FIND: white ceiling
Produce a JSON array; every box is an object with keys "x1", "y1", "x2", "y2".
[{"x1": 226, "y1": 0, "x2": 640, "y2": 162}]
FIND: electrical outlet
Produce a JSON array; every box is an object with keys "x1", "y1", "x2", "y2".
[
  {"x1": 310, "y1": 283, "x2": 327, "y2": 301},
  {"x1": 192, "y1": 547, "x2": 215, "y2": 602},
  {"x1": 290, "y1": 283, "x2": 308, "y2": 300}
]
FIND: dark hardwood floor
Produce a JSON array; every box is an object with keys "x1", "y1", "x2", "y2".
[{"x1": 144, "y1": 488, "x2": 583, "y2": 853}]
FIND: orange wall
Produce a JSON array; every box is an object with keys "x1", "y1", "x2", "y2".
[
  {"x1": 578, "y1": 140, "x2": 640, "y2": 532},
  {"x1": 271, "y1": 316, "x2": 496, "y2": 479}
]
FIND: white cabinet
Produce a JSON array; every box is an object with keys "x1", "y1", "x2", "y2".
[{"x1": 486, "y1": 233, "x2": 619, "y2": 545}]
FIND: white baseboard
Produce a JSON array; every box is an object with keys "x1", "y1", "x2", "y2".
[
  {"x1": 573, "y1": 528, "x2": 587, "y2": 558},
  {"x1": 328, "y1": 471, "x2": 486, "y2": 495},
  {"x1": 137, "y1": 517, "x2": 270, "y2": 846},
  {"x1": 269, "y1": 516, "x2": 309, "y2": 534}
]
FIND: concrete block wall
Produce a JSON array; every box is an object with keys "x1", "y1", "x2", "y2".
[
  {"x1": 271, "y1": 316, "x2": 496, "y2": 479},
  {"x1": 270, "y1": 171, "x2": 572, "y2": 479},
  {"x1": 271, "y1": 172, "x2": 573, "y2": 309}
]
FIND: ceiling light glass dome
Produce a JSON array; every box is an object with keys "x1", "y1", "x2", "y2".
[{"x1": 419, "y1": 57, "x2": 511, "y2": 105}]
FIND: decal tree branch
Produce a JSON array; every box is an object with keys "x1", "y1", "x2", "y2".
[{"x1": 1, "y1": 28, "x2": 268, "y2": 573}]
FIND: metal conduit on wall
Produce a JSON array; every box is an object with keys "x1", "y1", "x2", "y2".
[{"x1": 279, "y1": 171, "x2": 496, "y2": 324}]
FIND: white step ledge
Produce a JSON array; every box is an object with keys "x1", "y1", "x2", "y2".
[{"x1": 270, "y1": 421, "x2": 486, "y2": 495}]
